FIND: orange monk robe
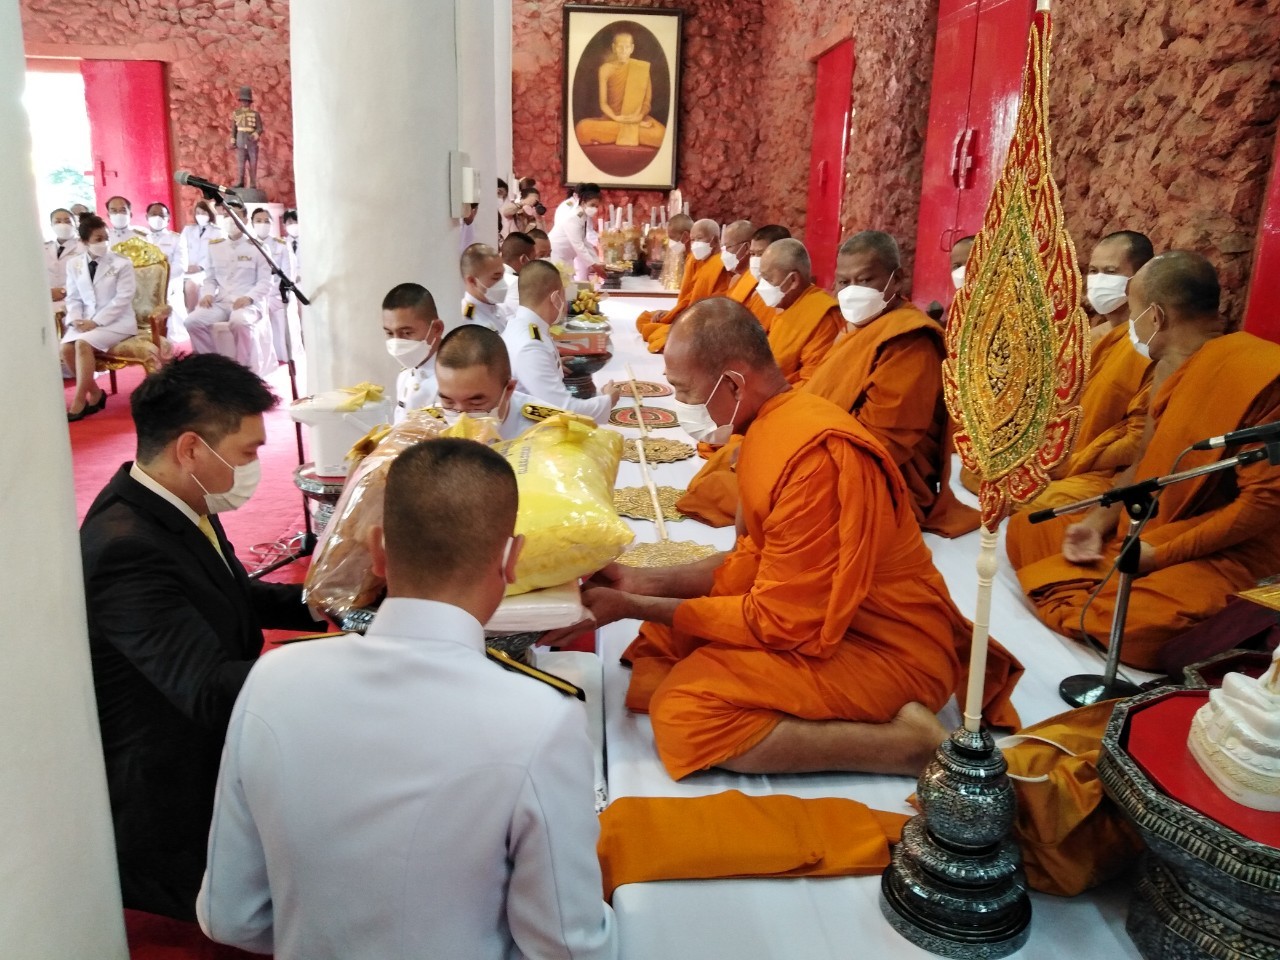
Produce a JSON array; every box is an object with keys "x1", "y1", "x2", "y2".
[
  {"x1": 623, "y1": 390, "x2": 1024, "y2": 780},
  {"x1": 766, "y1": 284, "x2": 842, "y2": 386},
  {"x1": 677, "y1": 305, "x2": 980, "y2": 537},
  {"x1": 1009, "y1": 332, "x2": 1280, "y2": 670},
  {"x1": 725, "y1": 269, "x2": 777, "y2": 332},
  {"x1": 636, "y1": 254, "x2": 698, "y2": 334},
  {"x1": 637, "y1": 253, "x2": 731, "y2": 349}
]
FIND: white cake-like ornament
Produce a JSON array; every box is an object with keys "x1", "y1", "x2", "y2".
[{"x1": 1188, "y1": 647, "x2": 1280, "y2": 812}]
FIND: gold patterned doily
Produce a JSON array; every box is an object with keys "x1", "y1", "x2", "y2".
[
  {"x1": 622, "y1": 437, "x2": 696, "y2": 464},
  {"x1": 614, "y1": 486, "x2": 686, "y2": 521},
  {"x1": 630, "y1": 381, "x2": 674, "y2": 398},
  {"x1": 616, "y1": 540, "x2": 719, "y2": 567}
]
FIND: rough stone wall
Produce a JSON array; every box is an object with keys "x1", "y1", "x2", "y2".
[
  {"x1": 511, "y1": 0, "x2": 765, "y2": 225},
  {"x1": 1051, "y1": 0, "x2": 1280, "y2": 325},
  {"x1": 750, "y1": 0, "x2": 940, "y2": 279},
  {"x1": 20, "y1": 0, "x2": 295, "y2": 206}
]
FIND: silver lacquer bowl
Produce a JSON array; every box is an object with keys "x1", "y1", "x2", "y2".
[{"x1": 916, "y1": 726, "x2": 1017, "y2": 852}]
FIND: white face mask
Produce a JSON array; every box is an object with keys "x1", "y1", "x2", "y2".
[
  {"x1": 192, "y1": 437, "x2": 261, "y2": 514},
  {"x1": 253, "y1": 222, "x2": 272, "y2": 240},
  {"x1": 756, "y1": 275, "x2": 786, "y2": 309},
  {"x1": 749, "y1": 255, "x2": 763, "y2": 279},
  {"x1": 720, "y1": 249, "x2": 740, "y2": 272},
  {"x1": 1087, "y1": 272, "x2": 1130, "y2": 316},
  {"x1": 1128, "y1": 304, "x2": 1156, "y2": 360},
  {"x1": 194, "y1": 213, "x2": 211, "y2": 226},
  {"x1": 837, "y1": 271, "x2": 895, "y2": 328},
  {"x1": 285, "y1": 223, "x2": 299, "y2": 238},
  {"x1": 690, "y1": 240, "x2": 713, "y2": 262},
  {"x1": 668, "y1": 239, "x2": 686, "y2": 256},
  {"x1": 52, "y1": 222, "x2": 74, "y2": 240},
  {"x1": 673, "y1": 373, "x2": 740, "y2": 446},
  {"x1": 439, "y1": 384, "x2": 510, "y2": 425},
  {"x1": 87, "y1": 241, "x2": 109, "y2": 258},
  {"x1": 387, "y1": 336, "x2": 436, "y2": 370},
  {"x1": 216, "y1": 215, "x2": 233, "y2": 234},
  {"x1": 148, "y1": 215, "x2": 167, "y2": 232},
  {"x1": 109, "y1": 212, "x2": 130, "y2": 229},
  {"x1": 951, "y1": 266, "x2": 966, "y2": 291},
  {"x1": 484, "y1": 275, "x2": 510, "y2": 304}
]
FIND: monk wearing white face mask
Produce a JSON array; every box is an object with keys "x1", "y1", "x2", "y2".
[{"x1": 640, "y1": 217, "x2": 733, "y2": 353}]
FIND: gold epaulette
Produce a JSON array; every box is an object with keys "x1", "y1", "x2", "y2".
[
  {"x1": 209, "y1": 237, "x2": 226, "y2": 244},
  {"x1": 464, "y1": 302, "x2": 476, "y2": 319},
  {"x1": 486, "y1": 647, "x2": 586, "y2": 700},
  {"x1": 521, "y1": 402, "x2": 567, "y2": 422},
  {"x1": 529, "y1": 322, "x2": 542, "y2": 341}
]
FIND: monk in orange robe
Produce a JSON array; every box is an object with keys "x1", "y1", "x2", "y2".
[
  {"x1": 726, "y1": 223, "x2": 791, "y2": 332},
  {"x1": 640, "y1": 219, "x2": 732, "y2": 352},
  {"x1": 1009, "y1": 252, "x2": 1280, "y2": 670},
  {"x1": 635, "y1": 213, "x2": 692, "y2": 332},
  {"x1": 678, "y1": 232, "x2": 978, "y2": 535},
  {"x1": 558, "y1": 300, "x2": 1023, "y2": 781},
  {"x1": 753, "y1": 238, "x2": 841, "y2": 385}
]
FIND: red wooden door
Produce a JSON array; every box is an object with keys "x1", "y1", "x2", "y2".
[
  {"x1": 913, "y1": 0, "x2": 980, "y2": 308},
  {"x1": 81, "y1": 60, "x2": 175, "y2": 221},
  {"x1": 805, "y1": 39, "x2": 855, "y2": 290},
  {"x1": 1243, "y1": 133, "x2": 1280, "y2": 343},
  {"x1": 912, "y1": 0, "x2": 1033, "y2": 310}
]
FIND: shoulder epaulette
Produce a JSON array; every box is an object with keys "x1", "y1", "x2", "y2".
[
  {"x1": 521, "y1": 402, "x2": 567, "y2": 422},
  {"x1": 529, "y1": 323, "x2": 542, "y2": 342},
  {"x1": 486, "y1": 647, "x2": 585, "y2": 700},
  {"x1": 209, "y1": 237, "x2": 226, "y2": 244},
  {"x1": 464, "y1": 302, "x2": 475, "y2": 319}
]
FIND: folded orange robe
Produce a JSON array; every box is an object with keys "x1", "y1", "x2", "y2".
[
  {"x1": 641, "y1": 253, "x2": 731, "y2": 352},
  {"x1": 677, "y1": 305, "x2": 980, "y2": 538},
  {"x1": 726, "y1": 270, "x2": 777, "y2": 332},
  {"x1": 1011, "y1": 325, "x2": 1154, "y2": 513},
  {"x1": 596, "y1": 791, "x2": 908, "y2": 901},
  {"x1": 1012, "y1": 331, "x2": 1280, "y2": 670},
  {"x1": 626, "y1": 390, "x2": 1023, "y2": 780}
]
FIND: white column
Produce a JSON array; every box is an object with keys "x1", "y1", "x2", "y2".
[
  {"x1": 458, "y1": 0, "x2": 498, "y2": 249},
  {"x1": 1, "y1": 1, "x2": 128, "y2": 955},
  {"x1": 292, "y1": 0, "x2": 496, "y2": 390},
  {"x1": 493, "y1": 0, "x2": 515, "y2": 191}
]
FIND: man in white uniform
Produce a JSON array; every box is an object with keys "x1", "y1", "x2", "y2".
[
  {"x1": 460, "y1": 242, "x2": 509, "y2": 332},
  {"x1": 105, "y1": 195, "x2": 143, "y2": 245},
  {"x1": 197, "y1": 438, "x2": 617, "y2": 960},
  {"x1": 142, "y1": 201, "x2": 189, "y2": 337},
  {"x1": 434, "y1": 324, "x2": 560, "y2": 440},
  {"x1": 250, "y1": 207, "x2": 293, "y2": 362},
  {"x1": 548, "y1": 184, "x2": 607, "y2": 281},
  {"x1": 502, "y1": 260, "x2": 621, "y2": 423},
  {"x1": 499, "y1": 231, "x2": 535, "y2": 324},
  {"x1": 382, "y1": 282, "x2": 445, "y2": 424},
  {"x1": 185, "y1": 200, "x2": 277, "y2": 376},
  {"x1": 45, "y1": 207, "x2": 81, "y2": 309}
]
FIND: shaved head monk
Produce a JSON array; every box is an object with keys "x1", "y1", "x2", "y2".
[
  {"x1": 560, "y1": 298, "x2": 1020, "y2": 779},
  {"x1": 949, "y1": 235, "x2": 975, "y2": 292},
  {"x1": 527, "y1": 228, "x2": 552, "y2": 261},
  {"x1": 678, "y1": 231, "x2": 979, "y2": 535},
  {"x1": 752, "y1": 238, "x2": 842, "y2": 386},
  {"x1": 721, "y1": 220, "x2": 772, "y2": 331},
  {"x1": 435, "y1": 324, "x2": 556, "y2": 440},
  {"x1": 1006, "y1": 230, "x2": 1156, "y2": 515},
  {"x1": 637, "y1": 216, "x2": 731, "y2": 350},
  {"x1": 1010, "y1": 251, "x2": 1280, "y2": 671},
  {"x1": 460, "y1": 243, "x2": 508, "y2": 332}
]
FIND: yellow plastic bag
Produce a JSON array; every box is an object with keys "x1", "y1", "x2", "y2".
[{"x1": 497, "y1": 414, "x2": 633, "y2": 596}]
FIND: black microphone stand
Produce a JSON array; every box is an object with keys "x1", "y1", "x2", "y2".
[
  {"x1": 196, "y1": 185, "x2": 315, "y2": 578},
  {"x1": 1029, "y1": 440, "x2": 1280, "y2": 707}
]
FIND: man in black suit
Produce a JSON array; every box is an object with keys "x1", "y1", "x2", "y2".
[{"x1": 81, "y1": 353, "x2": 324, "y2": 920}]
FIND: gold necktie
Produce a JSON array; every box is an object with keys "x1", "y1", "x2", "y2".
[{"x1": 197, "y1": 515, "x2": 226, "y2": 562}]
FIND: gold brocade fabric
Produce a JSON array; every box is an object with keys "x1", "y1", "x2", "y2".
[
  {"x1": 613, "y1": 486, "x2": 686, "y2": 522},
  {"x1": 617, "y1": 540, "x2": 719, "y2": 567},
  {"x1": 942, "y1": 10, "x2": 1090, "y2": 529},
  {"x1": 622, "y1": 438, "x2": 695, "y2": 464}
]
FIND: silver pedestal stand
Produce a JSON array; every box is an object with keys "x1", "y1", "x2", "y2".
[{"x1": 880, "y1": 726, "x2": 1031, "y2": 958}]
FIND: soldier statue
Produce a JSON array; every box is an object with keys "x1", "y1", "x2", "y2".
[{"x1": 230, "y1": 86, "x2": 263, "y2": 191}]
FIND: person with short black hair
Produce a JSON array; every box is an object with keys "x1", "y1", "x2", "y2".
[
  {"x1": 45, "y1": 207, "x2": 80, "y2": 305},
  {"x1": 527, "y1": 227, "x2": 552, "y2": 261},
  {"x1": 460, "y1": 242, "x2": 509, "y2": 332},
  {"x1": 251, "y1": 206, "x2": 292, "y2": 362},
  {"x1": 498, "y1": 231, "x2": 535, "y2": 319},
  {"x1": 382, "y1": 281, "x2": 445, "y2": 423},
  {"x1": 180, "y1": 199, "x2": 224, "y2": 312},
  {"x1": 80, "y1": 353, "x2": 324, "y2": 920},
  {"x1": 62, "y1": 213, "x2": 137, "y2": 420},
  {"x1": 549, "y1": 183, "x2": 608, "y2": 281},
  {"x1": 434, "y1": 323, "x2": 556, "y2": 439},
  {"x1": 198, "y1": 438, "x2": 616, "y2": 958},
  {"x1": 143, "y1": 201, "x2": 189, "y2": 330},
  {"x1": 105, "y1": 194, "x2": 141, "y2": 244}
]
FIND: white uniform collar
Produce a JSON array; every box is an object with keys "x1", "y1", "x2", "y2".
[
  {"x1": 366, "y1": 597, "x2": 486, "y2": 654},
  {"x1": 130, "y1": 461, "x2": 202, "y2": 527}
]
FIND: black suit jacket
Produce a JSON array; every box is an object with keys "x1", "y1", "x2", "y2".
[{"x1": 81, "y1": 464, "x2": 321, "y2": 920}]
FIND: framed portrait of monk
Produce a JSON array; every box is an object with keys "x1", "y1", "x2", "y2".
[{"x1": 563, "y1": 5, "x2": 683, "y2": 190}]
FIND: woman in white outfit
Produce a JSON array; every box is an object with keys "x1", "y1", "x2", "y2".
[
  {"x1": 61, "y1": 214, "x2": 138, "y2": 420},
  {"x1": 548, "y1": 183, "x2": 607, "y2": 282},
  {"x1": 179, "y1": 199, "x2": 223, "y2": 312}
]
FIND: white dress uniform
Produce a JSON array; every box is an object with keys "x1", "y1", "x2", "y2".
[
  {"x1": 261, "y1": 234, "x2": 292, "y2": 361},
  {"x1": 61, "y1": 251, "x2": 138, "y2": 351},
  {"x1": 501, "y1": 305, "x2": 613, "y2": 423},
  {"x1": 501, "y1": 262, "x2": 521, "y2": 326},
  {"x1": 185, "y1": 234, "x2": 277, "y2": 376},
  {"x1": 180, "y1": 221, "x2": 224, "y2": 285},
  {"x1": 45, "y1": 237, "x2": 83, "y2": 290},
  {"x1": 393, "y1": 357, "x2": 437, "y2": 424},
  {"x1": 142, "y1": 227, "x2": 190, "y2": 333},
  {"x1": 196, "y1": 598, "x2": 617, "y2": 960},
  {"x1": 461, "y1": 291, "x2": 503, "y2": 333},
  {"x1": 549, "y1": 197, "x2": 602, "y2": 281},
  {"x1": 106, "y1": 224, "x2": 143, "y2": 246}
]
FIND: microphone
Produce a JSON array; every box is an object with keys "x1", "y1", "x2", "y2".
[
  {"x1": 174, "y1": 170, "x2": 233, "y2": 194},
  {"x1": 1191, "y1": 420, "x2": 1280, "y2": 451}
]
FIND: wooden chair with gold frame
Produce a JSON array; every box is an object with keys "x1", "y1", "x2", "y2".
[{"x1": 97, "y1": 237, "x2": 175, "y2": 392}]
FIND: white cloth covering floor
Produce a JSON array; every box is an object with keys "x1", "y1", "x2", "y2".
[{"x1": 557, "y1": 295, "x2": 1150, "y2": 959}]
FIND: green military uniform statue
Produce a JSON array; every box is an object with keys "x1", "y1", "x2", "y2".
[{"x1": 230, "y1": 86, "x2": 263, "y2": 190}]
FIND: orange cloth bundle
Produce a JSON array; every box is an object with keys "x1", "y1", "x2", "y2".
[{"x1": 596, "y1": 790, "x2": 908, "y2": 902}]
